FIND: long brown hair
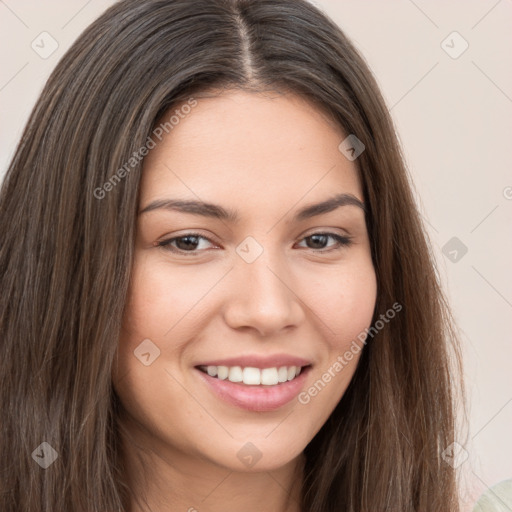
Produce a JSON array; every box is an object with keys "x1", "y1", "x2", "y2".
[{"x1": 0, "y1": 0, "x2": 464, "y2": 510}]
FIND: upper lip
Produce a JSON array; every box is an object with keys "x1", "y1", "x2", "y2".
[{"x1": 195, "y1": 354, "x2": 312, "y2": 369}]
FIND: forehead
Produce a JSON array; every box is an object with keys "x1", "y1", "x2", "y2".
[{"x1": 141, "y1": 90, "x2": 363, "y2": 213}]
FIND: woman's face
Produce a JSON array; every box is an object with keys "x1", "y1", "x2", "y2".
[{"x1": 112, "y1": 90, "x2": 377, "y2": 473}]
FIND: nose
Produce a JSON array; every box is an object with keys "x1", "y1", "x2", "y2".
[{"x1": 222, "y1": 243, "x2": 305, "y2": 337}]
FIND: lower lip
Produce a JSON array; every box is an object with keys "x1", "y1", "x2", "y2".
[{"x1": 195, "y1": 367, "x2": 311, "y2": 412}]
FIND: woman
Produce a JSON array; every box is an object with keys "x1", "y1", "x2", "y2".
[{"x1": 0, "y1": 0, "x2": 464, "y2": 510}]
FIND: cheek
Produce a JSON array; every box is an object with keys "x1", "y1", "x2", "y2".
[
  {"x1": 113, "y1": 255, "x2": 176, "y2": 386},
  {"x1": 295, "y1": 255, "x2": 376, "y2": 415},
  {"x1": 335, "y1": 262, "x2": 377, "y2": 345},
  {"x1": 114, "y1": 252, "x2": 229, "y2": 394},
  {"x1": 300, "y1": 253, "x2": 377, "y2": 349},
  {"x1": 120, "y1": 252, "x2": 213, "y2": 341}
]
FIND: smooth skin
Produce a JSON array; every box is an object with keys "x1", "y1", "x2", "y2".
[{"x1": 112, "y1": 89, "x2": 377, "y2": 512}]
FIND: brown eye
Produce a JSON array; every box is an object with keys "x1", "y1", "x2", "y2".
[
  {"x1": 298, "y1": 232, "x2": 353, "y2": 251},
  {"x1": 157, "y1": 233, "x2": 215, "y2": 256},
  {"x1": 157, "y1": 231, "x2": 353, "y2": 257}
]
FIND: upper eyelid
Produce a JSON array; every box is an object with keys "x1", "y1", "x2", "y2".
[{"x1": 161, "y1": 225, "x2": 351, "y2": 241}]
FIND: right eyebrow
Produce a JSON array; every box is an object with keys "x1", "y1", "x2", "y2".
[{"x1": 138, "y1": 198, "x2": 239, "y2": 222}]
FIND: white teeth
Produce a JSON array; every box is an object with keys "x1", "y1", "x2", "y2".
[
  {"x1": 217, "y1": 366, "x2": 229, "y2": 380},
  {"x1": 277, "y1": 366, "x2": 288, "y2": 383},
  {"x1": 261, "y1": 367, "x2": 279, "y2": 385},
  {"x1": 201, "y1": 364, "x2": 305, "y2": 385},
  {"x1": 243, "y1": 367, "x2": 261, "y2": 385},
  {"x1": 228, "y1": 366, "x2": 243, "y2": 382}
]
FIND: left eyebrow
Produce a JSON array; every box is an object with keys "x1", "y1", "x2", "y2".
[
  {"x1": 138, "y1": 192, "x2": 365, "y2": 221},
  {"x1": 293, "y1": 193, "x2": 366, "y2": 221}
]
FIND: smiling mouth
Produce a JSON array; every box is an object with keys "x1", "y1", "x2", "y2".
[{"x1": 196, "y1": 364, "x2": 310, "y2": 386}]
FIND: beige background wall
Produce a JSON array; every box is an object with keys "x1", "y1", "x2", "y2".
[{"x1": 1, "y1": 1, "x2": 510, "y2": 509}]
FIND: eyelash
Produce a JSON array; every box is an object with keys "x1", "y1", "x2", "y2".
[{"x1": 157, "y1": 231, "x2": 353, "y2": 256}]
